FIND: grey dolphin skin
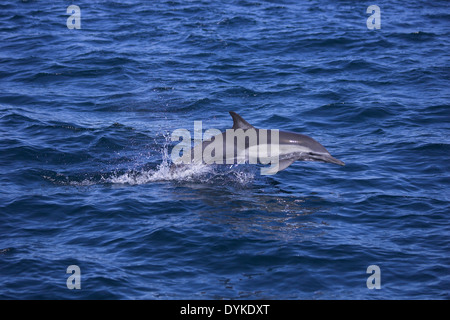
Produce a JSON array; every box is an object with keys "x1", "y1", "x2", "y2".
[{"x1": 175, "y1": 111, "x2": 345, "y2": 175}]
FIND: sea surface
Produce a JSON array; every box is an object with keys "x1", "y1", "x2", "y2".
[{"x1": 0, "y1": 0, "x2": 449, "y2": 299}]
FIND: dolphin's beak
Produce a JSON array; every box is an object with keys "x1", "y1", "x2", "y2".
[
  {"x1": 326, "y1": 155, "x2": 345, "y2": 166},
  {"x1": 312, "y1": 153, "x2": 345, "y2": 166}
]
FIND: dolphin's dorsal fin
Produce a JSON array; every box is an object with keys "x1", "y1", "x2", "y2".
[{"x1": 229, "y1": 111, "x2": 255, "y2": 130}]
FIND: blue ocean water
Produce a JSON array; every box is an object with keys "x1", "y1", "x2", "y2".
[{"x1": 0, "y1": 0, "x2": 449, "y2": 300}]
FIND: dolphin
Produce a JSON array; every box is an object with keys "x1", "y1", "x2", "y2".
[{"x1": 172, "y1": 111, "x2": 344, "y2": 175}]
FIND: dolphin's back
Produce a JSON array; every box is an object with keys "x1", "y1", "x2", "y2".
[{"x1": 277, "y1": 131, "x2": 329, "y2": 154}]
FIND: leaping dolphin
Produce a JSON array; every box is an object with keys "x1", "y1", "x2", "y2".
[{"x1": 171, "y1": 111, "x2": 344, "y2": 175}]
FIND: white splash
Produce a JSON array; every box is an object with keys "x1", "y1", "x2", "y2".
[
  {"x1": 106, "y1": 163, "x2": 213, "y2": 185},
  {"x1": 105, "y1": 134, "x2": 215, "y2": 185}
]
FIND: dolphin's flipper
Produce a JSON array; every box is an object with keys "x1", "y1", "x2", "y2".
[
  {"x1": 277, "y1": 158, "x2": 296, "y2": 172},
  {"x1": 262, "y1": 158, "x2": 296, "y2": 175},
  {"x1": 229, "y1": 111, "x2": 255, "y2": 130}
]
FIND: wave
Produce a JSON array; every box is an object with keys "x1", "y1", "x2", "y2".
[
  {"x1": 44, "y1": 162, "x2": 256, "y2": 187},
  {"x1": 43, "y1": 138, "x2": 256, "y2": 187}
]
